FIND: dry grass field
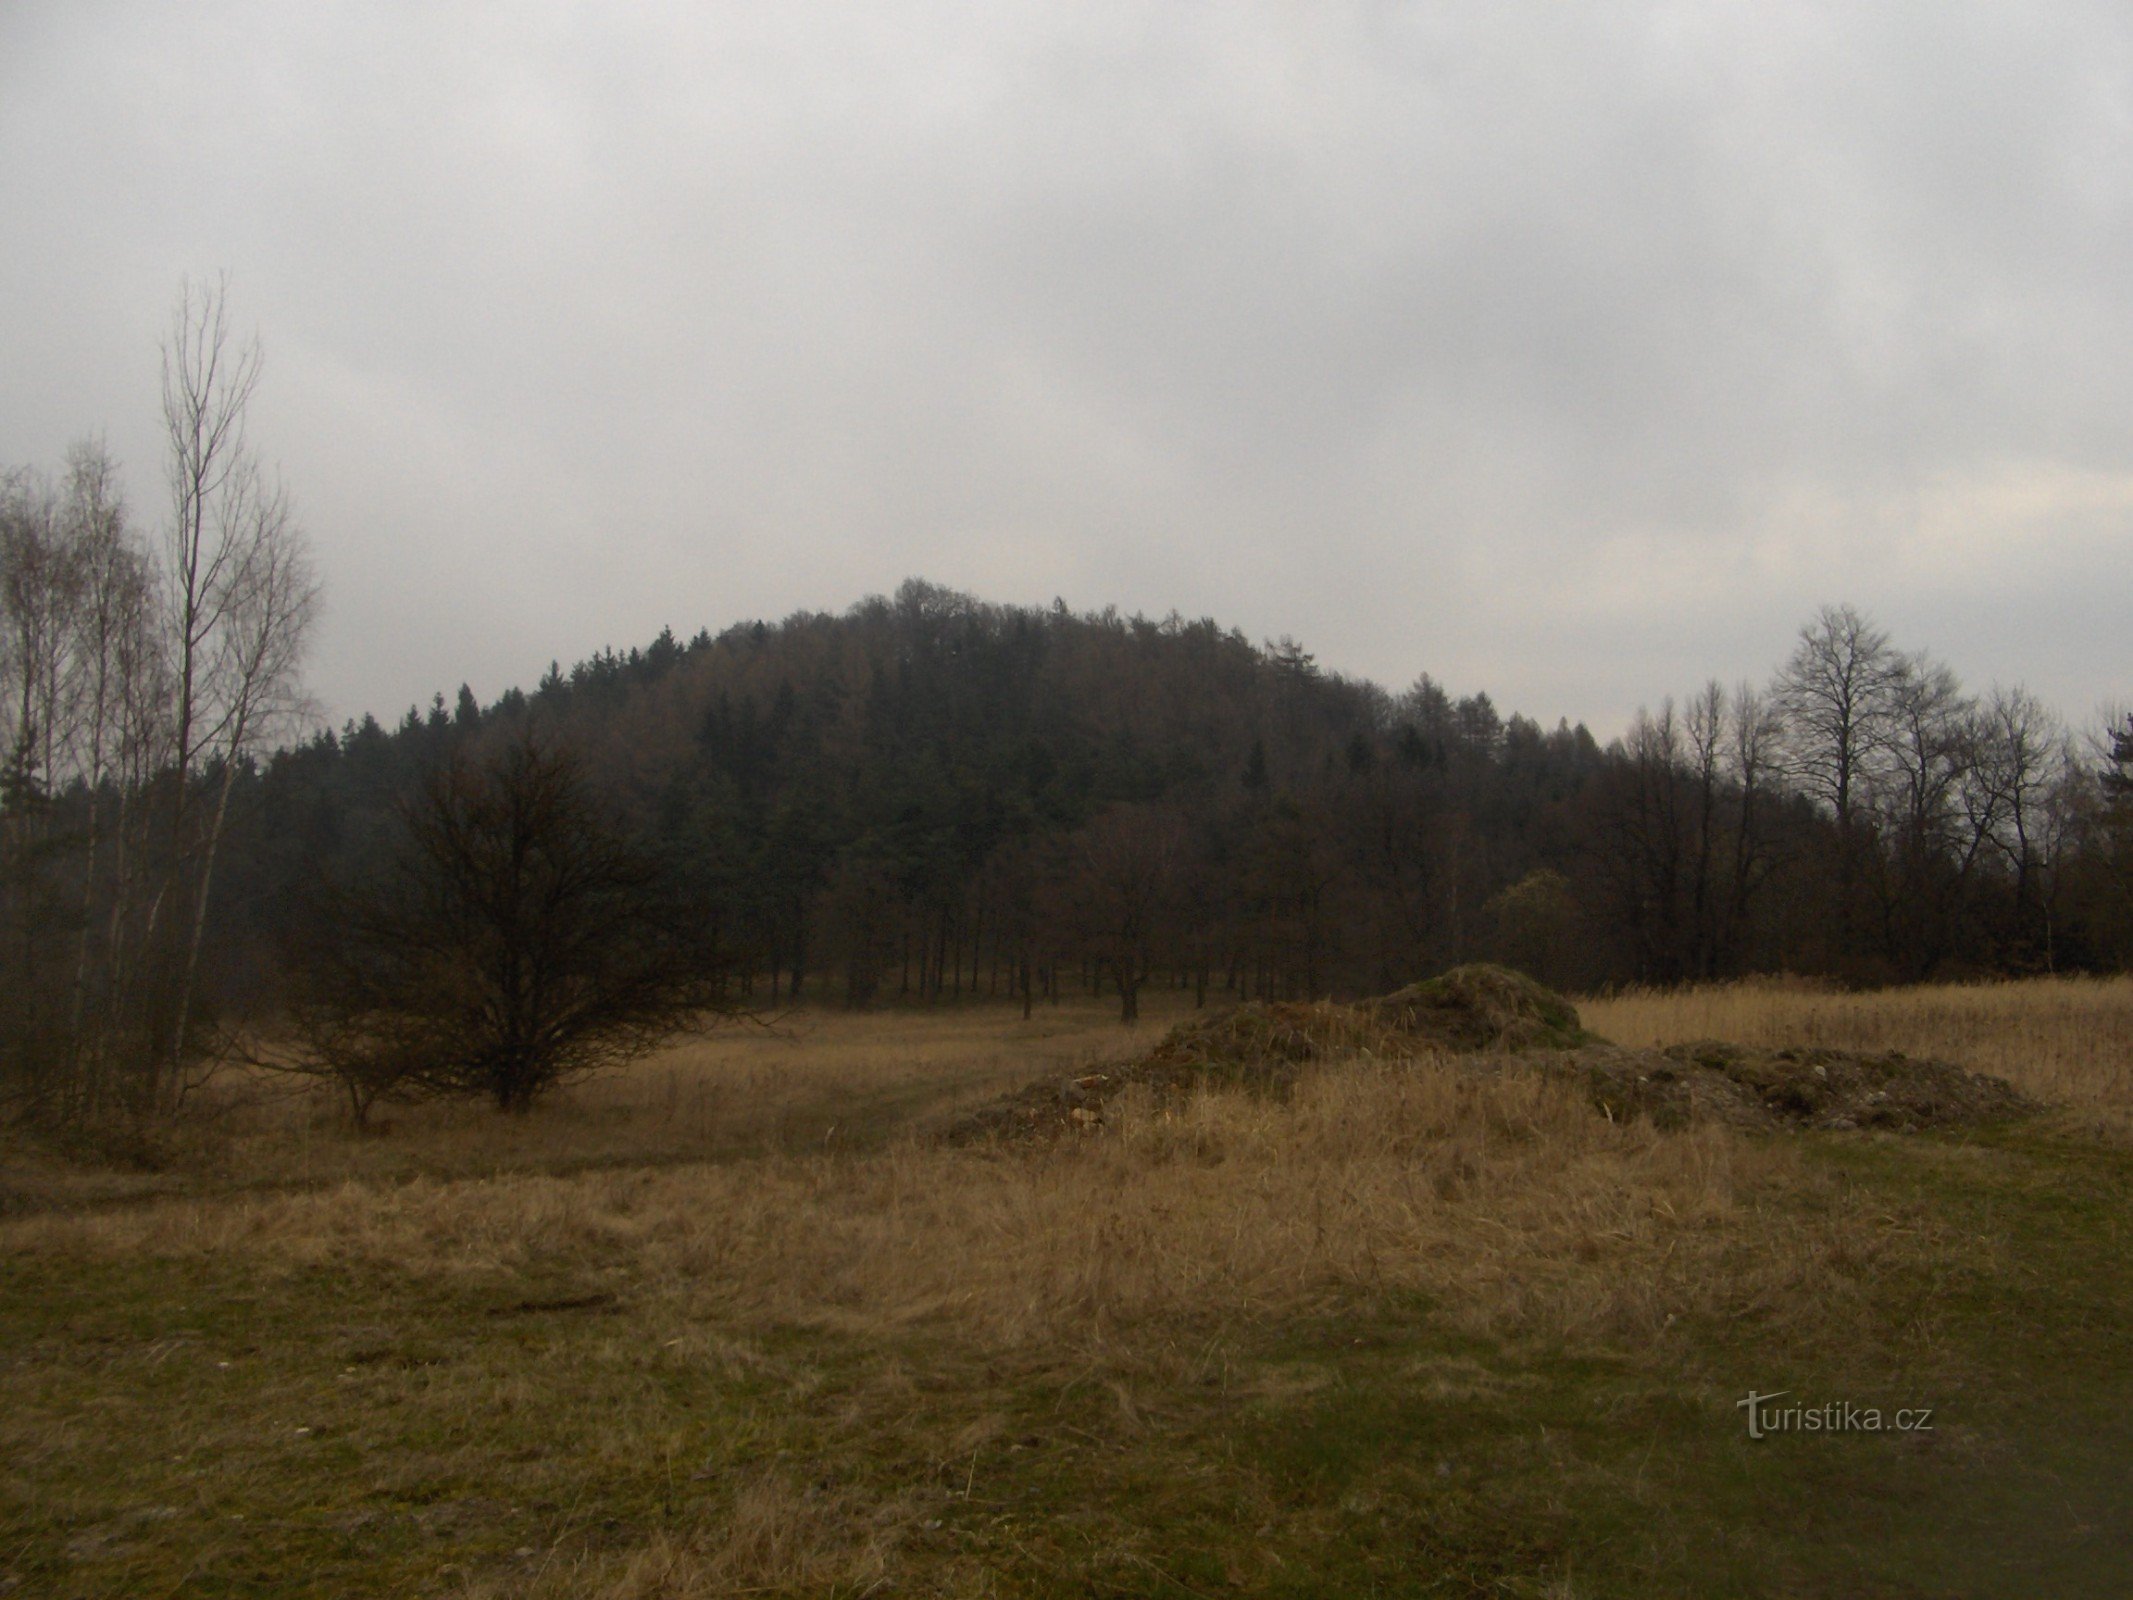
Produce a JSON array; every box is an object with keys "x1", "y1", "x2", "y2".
[
  {"x1": 5, "y1": 980, "x2": 2132, "y2": 1596},
  {"x1": 0, "y1": 999, "x2": 1183, "y2": 1213},
  {"x1": 1585, "y1": 973, "x2": 2133, "y2": 1124}
]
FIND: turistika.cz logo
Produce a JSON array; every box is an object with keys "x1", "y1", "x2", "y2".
[{"x1": 1736, "y1": 1390, "x2": 1936, "y2": 1440}]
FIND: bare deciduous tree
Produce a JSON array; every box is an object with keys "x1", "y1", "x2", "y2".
[
  {"x1": 1725, "y1": 679, "x2": 1783, "y2": 962},
  {"x1": 56, "y1": 443, "x2": 162, "y2": 1114},
  {"x1": 1067, "y1": 803, "x2": 1189, "y2": 1022},
  {"x1": 163, "y1": 274, "x2": 262, "y2": 801},
  {"x1": 1968, "y1": 686, "x2": 2073, "y2": 960},
  {"x1": 280, "y1": 735, "x2": 726, "y2": 1117},
  {"x1": 1, "y1": 472, "x2": 75, "y2": 811},
  {"x1": 1, "y1": 443, "x2": 177, "y2": 1121},
  {"x1": 1774, "y1": 603, "x2": 1902, "y2": 828},
  {"x1": 156, "y1": 276, "x2": 317, "y2": 1099}
]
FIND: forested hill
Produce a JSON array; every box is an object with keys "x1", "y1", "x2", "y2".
[{"x1": 227, "y1": 579, "x2": 2127, "y2": 1009}]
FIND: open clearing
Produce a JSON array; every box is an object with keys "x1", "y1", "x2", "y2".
[{"x1": 5, "y1": 978, "x2": 2133, "y2": 1597}]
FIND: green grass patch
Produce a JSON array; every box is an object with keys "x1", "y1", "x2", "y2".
[{"x1": 5, "y1": 1126, "x2": 2131, "y2": 1596}]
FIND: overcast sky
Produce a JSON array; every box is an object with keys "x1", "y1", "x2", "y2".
[{"x1": 3, "y1": 2, "x2": 2129, "y2": 739}]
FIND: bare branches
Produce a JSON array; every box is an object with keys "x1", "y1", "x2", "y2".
[
  {"x1": 1065, "y1": 803, "x2": 1191, "y2": 1021},
  {"x1": 0, "y1": 470, "x2": 76, "y2": 809},
  {"x1": 1773, "y1": 603, "x2": 1902, "y2": 826},
  {"x1": 281, "y1": 735, "x2": 728, "y2": 1116},
  {"x1": 154, "y1": 276, "x2": 317, "y2": 1094},
  {"x1": 205, "y1": 468, "x2": 319, "y2": 758},
  {"x1": 1, "y1": 278, "x2": 323, "y2": 1123}
]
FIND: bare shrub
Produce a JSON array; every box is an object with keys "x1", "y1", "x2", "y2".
[{"x1": 277, "y1": 733, "x2": 729, "y2": 1117}]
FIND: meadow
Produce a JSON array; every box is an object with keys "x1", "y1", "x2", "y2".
[{"x1": 4, "y1": 978, "x2": 2132, "y2": 1596}]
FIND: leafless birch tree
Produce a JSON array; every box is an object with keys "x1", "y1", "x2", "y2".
[{"x1": 154, "y1": 276, "x2": 317, "y2": 1101}]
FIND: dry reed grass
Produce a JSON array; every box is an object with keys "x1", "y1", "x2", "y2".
[
  {"x1": 1583, "y1": 974, "x2": 2133, "y2": 1121},
  {"x1": 5, "y1": 1052, "x2": 1908, "y2": 1360}
]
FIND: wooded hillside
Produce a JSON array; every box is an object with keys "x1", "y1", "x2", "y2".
[{"x1": 215, "y1": 580, "x2": 2133, "y2": 1019}]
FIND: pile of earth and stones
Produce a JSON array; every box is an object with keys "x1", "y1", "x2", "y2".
[{"x1": 942, "y1": 964, "x2": 2036, "y2": 1144}]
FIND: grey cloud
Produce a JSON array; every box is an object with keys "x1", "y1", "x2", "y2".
[{"x1": 2, "y1": 1, "x2": 2128, "y2": 734}]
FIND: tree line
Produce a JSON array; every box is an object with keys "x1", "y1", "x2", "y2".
[{"x1": 232, "y1": 584, "x2": 2133, "y2": 1038}]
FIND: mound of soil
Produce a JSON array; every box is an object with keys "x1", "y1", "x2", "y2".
[
  {"x1": 939, "y1": 1000, "x2": 1382, "y2": 1144},
  {"x1": 1549, "y1": 1041, "x2": 2036, "y2": 1134},
  {"x1": 1361, "y1": 964, "x2": 1594, "y2": 1052},
  {"x1": 941, "y1": 966, "x2": 1593, "y2": 1144},
  {"x1": 939, "y1": 968, "x2": 2036, "y2": 1145}
]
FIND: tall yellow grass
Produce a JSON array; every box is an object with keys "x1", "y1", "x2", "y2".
[{"x1": 1583, "y1": 974, "x2": 2133, "y2": 1114}]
